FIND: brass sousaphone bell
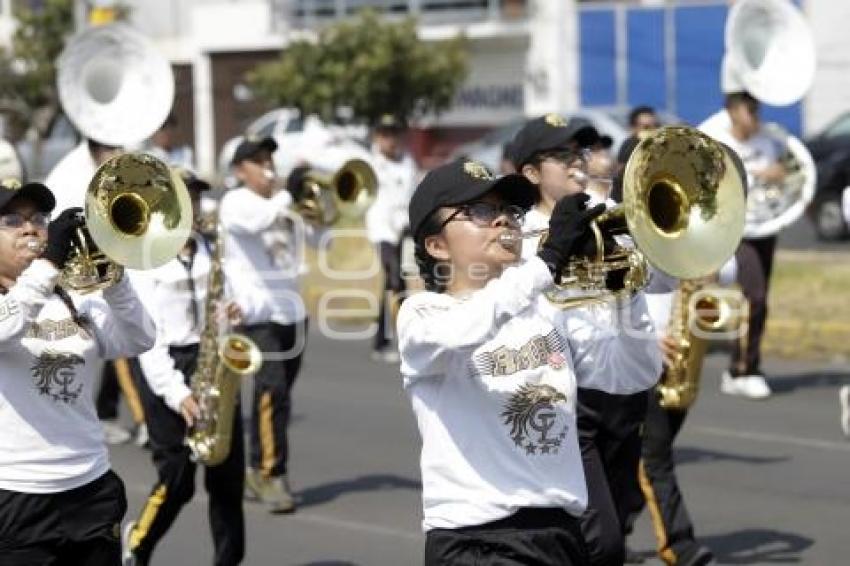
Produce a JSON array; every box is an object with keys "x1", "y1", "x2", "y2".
[
  {"x1": 531, "y1": 126, "x2": 747, "y2": 308},
  {"x1": 60, "y1": 153, "x2": 193, "y2": 293}
]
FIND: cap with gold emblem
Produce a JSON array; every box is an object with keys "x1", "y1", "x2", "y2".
[
  {"x1": 409, "y1": 158, "x2": 535, "y2": 239},
  {"x1": 230, "y1": 134, "x2": 279, "y2": 166},
  {"x1": 374, "y1": 113, "x2": 407, "y2": 132},
  {"x1": 0, "y1": 178, "x2": 55, "y2": 213},
  {"x1": 509, "y1": 113, "x2": 602, "y2": 168}
]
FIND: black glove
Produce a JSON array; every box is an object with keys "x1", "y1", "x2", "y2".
[
  {"x1": 43, "y1": 207, "x2": 84, "y2": 269},
  {"x1": 537, "y1": 194, "x2": 606, "y2": 280}
]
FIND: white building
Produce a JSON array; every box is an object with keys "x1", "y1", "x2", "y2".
[{"x1": 2, "y1": 0, "x2": 847, "y2": 176}]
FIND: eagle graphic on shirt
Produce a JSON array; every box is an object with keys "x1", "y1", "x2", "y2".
[
  {"x1": 502, "y1": 384, "x2": 569, "y2": 456},
  {"x1": 31, "y1": 350, "x2": 85, "y2": 403}
]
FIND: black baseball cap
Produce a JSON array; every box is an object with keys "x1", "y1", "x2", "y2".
[
  {"x1": 0, "y1": 179, "x2": 55, "y2": 213},
  {"x1": 510, "y1": 114, "x2": 602, "y2": 168},
  {"x1": 409, "y1": 158, "x2": 536, "y2": 240},
  {"x1": 231, "y1": 135, "x2": 278, "y2": 166},
  {"x1": 373, "y1": 113, "x2": 407, "y2": 132},
  {"x1": 174, "y1": 167, "x2": 211, "y2": 193}
]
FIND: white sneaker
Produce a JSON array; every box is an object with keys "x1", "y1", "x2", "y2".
[
  {"x1": 133, "y1": 423, "x2": 149, "y2": 448},
  {"x1": 102, "y1": 419, "x2": 132, "y2": 445},
  {"x1": 121, "y1": 520, "x2": 137, "y2": 566},
  {"x1": 839, "y1": 386, "x2": 850, "y2": 437},
  {"x1": 370, "y1": 348, "x2": 400, "y2": 364},
  {"x1": 720, "y1": 371, "x2": 772, "y2": 400}
]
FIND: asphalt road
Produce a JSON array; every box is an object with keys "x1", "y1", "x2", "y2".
[{"x1": 109, "y1": 328, "x2": 850, "y2": 566}]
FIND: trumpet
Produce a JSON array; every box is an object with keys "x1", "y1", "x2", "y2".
[
  {"x1": 60, "y1": 153, "x2": 192, "y2": 293},
  {"x1": 507, "y1": 126, "x2": 746, "y2": 309}
]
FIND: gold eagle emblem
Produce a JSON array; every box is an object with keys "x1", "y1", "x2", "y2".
[
  {"x1": 544, "y1": 113, "x2": 568, "y2": 128},
  {"x1": 463, "y1": 160, "x2": 492, "y2": 180}
]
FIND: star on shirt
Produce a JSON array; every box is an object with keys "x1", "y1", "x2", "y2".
[{"x1": 525, "y1": 443, "x2": 537, "y2": 455}]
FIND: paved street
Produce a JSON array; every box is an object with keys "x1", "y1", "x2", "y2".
[{"x1": 110, "y1": 327, "x2": 850, "y2": 565}]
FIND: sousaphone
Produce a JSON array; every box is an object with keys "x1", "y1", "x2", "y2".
[{"x1": 57, "y1": 23, "x2": 175, "y2": 147}]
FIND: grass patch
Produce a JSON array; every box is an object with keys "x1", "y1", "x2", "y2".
[{"x1": 763, "y1": 250, "x2": 850, "y2": 361}]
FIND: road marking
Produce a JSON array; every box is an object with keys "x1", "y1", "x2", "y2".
[
  {"x1": 122, "y1": 481, "x2": 422, "y2": 542},
  {"x1": 692, "y1": 425, "x2": 850, "y2": 453},
  {"x1": 289, "y1": 512, "x2": 421, "y2": 541}
]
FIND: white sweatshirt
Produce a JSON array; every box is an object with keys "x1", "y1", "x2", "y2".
[
  {"x1": 131, "y1": 235, "x2": 262, "y2": 412},
  {"x1": 219, "y1": 187, "x2": 324, "y2": 326},
  {"x1": 44, "y1": 141, "x2": 98, "y2": 214},
  {"x1": 365, "y1": 148, "x2": 417, "y2": 244},
  {"x1": 397, "y1": 257, "x2": 661, "y2": 531},
  {"x1": 0, "y1": 260, "x2": 156, "y2": 493}
]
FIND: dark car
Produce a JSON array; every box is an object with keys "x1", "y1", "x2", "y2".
[{"x1": 805, "y1": 111, "x2": 850, "y2": 240}]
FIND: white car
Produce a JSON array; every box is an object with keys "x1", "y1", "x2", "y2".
[{"x1": 218, "y1": 108, "x2": 369, "y2": 186}]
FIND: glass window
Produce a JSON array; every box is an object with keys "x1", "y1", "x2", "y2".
[{"x1": 824, "y1": 113, "x2": 850, "y2": 139}]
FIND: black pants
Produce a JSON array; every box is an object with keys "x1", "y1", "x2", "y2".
[
  {"x1": 637, "y1": 388, "x2": 712, "y2": 566},
  {"x1": 0, "y1": 470, "x2": 127, "y2": 565},
  {"x1": 374, "y1": 241, "x2": 406, "y2": 350},
  {"x1": 241, "y1": 320, "x2": 306, "y2": 478},
  {"x1": 424, "y1": 507, "x2": 588, "y2": 566},
  {"x1": 731, "y1": 236, "x2": 776, "y2": 375},
  {"x1": 578, "y1": 388, "x2": 649, "y2": 566},
  {"x1": 96, "y1": 359, "x2": 122, "y2": 419},
  {"x1": 130, "y1": 345, "x2": 245, "y2": 566}
]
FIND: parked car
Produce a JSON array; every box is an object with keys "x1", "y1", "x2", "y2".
[
  {"x1": 449, "y1": 107, "x2": 681, "y2": 173},
  {"x1": 217, "y1": 108, "x2": 369, "y2": 186},
  {"x1": 805, "y1": 111, "x2": 850, "y2": 240}
]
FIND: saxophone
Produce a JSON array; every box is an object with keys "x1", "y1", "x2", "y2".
[
  {"x1": 187, "y1": 218, "x2": 262, "y2": 466},
  {"x1": 657, "y1": 281, "x2": 748, "y2": 410}
]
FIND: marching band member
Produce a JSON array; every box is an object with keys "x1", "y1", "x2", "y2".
[
  {"x1": 144, "y1": 113, "x2": 195, "y2": 171},
  {"x1": 0, "y1": 180, "x2": 155, "y2": 564},
  {"x1": 398, "y1": 158, "x2": 661, "y2": 565},
  {"x1": 122, "y1": 170, "x2": 247, "y2": 566},
  {"x1": 364, "y1": 114, "x2": 417, "y2": 363},
  {"x1": 699, "y1": 91, "x2": 785, "y2": 400},
  {"x1": 632, "y1": 281, "x2": 716, "y2": 566},
  {"x1": 46, "y1": 137, "x2": 147, "y2": 444},
  {"x1": 219, "y1": 136, "x2": 320, "y2": 514},
  {"x1": 510, "y1": 115, "x2": 649, "y2": 565}
]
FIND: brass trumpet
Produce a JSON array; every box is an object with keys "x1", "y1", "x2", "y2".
[
  {"x1": 60, "y1": 153, "x2": 192, "y2": 293},
  {"x1": 506, "y1": 126, "x2": 747, "y2": 309},
  {"x1": 291, "y1": 158, "x2": 377, "y2": 226}
]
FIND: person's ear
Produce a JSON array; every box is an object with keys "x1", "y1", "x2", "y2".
[
  {"x1": 424, "y1": 233, "x2": 450, "y2": 262},
  {"x1": 233, "y1": 164, "x2": 247, "y2": 183},
  {"x1": 521, "y1": 163, "x2": 540, "y2": 185}
]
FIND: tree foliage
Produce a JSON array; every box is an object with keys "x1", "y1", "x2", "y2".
[
  {"x1": 248, "y1": 11, "x2": 469, "y2": 125},
  {"x1": 0, "y1": 0, "x2": 75, "y2": 137}
]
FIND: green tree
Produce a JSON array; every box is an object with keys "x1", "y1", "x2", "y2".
[
  {"x1": 248, "y1": 10, "x2": 469, "y2": 125},
  {"x1": 0, "y1": 0, "x2": 75, "y2": 140}
]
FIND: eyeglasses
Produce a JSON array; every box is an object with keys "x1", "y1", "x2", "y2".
[
  {"x1": 439, "y1": 202, "x2": 524, "y2": 231},
  {"x1": 545, "y1": 148, "x2": 593, "y2": 167},
  {"x1": 0, "y1": 212, "x2": 50, "y2": 230}
]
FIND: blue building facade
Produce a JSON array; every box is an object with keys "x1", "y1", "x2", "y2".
[{"x1": 578, "y1": 1, "x2": 803, "y2": 135}]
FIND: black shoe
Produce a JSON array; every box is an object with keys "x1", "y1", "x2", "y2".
[
  {"x1": 680, "y1": 545, "x2": 714, "y2": 566},
  {"x1": 624, "y1": 545, "x2": 645, "y2": 564}
]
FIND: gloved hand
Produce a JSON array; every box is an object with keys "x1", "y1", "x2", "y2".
[
  {"x1": 537, "y1": 194, "x2": 606, "y2": 281},
  {"x1": 43, "y1": 207, "x2": 84, "y2": 269}
]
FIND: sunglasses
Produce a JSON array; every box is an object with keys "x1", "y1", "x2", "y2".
[
  {"x1": 0, "y1": 212, "x2": 50, "y2": 230},
  {"x1": 439, "y1": 201, "x2": 525, "y2": 232}
]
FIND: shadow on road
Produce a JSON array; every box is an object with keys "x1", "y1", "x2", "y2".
[
  {"x1": 675, "y1": 446, "x2": 788, "y2": 467},
  {"x1": 769, "y1": 370, "x2": 850, "y2": 395},
  {"x1": 703, "y1": 528, "x2": 814, "y2": 564},
  {"x1": 297, "y1": 473, "x2": 421, "y2": 508},
  {"x1": 296, "y1": 562, "x2": 360, "y2": 566}
]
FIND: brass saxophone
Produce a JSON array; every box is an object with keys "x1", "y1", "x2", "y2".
[
  {"x1": 658, "y1": 281, "x2": 749, "y2": 410},
  {"x1": 187, "y1": 218, "x2": 262, "y2": 466}
]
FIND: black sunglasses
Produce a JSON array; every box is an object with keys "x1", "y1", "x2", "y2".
[{"x1": 438, "y1": 201, "x2": 525, "y2": 232}]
